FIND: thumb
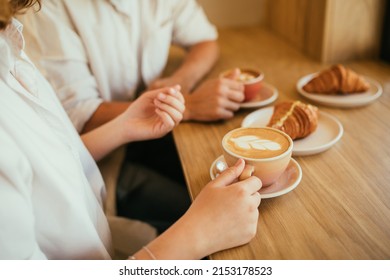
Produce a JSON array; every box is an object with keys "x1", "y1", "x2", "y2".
[
  {"x1": 213, "y1": 158, "x2": 245, "y2": 187},
  {"x1": 225, "y1": 68, "x2": 241, "y2": 80}
]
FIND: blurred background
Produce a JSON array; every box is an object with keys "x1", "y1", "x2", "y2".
[{"x1": 197, "y1": 0, "x2": 389, "y2": 63}]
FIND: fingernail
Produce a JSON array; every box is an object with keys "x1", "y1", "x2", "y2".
[
  {"x1": 158, "y1": 93, "x2": 166, "y2": 100},
  {"x1": 234, "y1": 158, "x2": 243, "y2": 167},
  {"x1": 169, "y1": 88, "x2": 176, "y2": 95},
  {"x1": 215, "y1": 160, "x2": 227, "y2": 173}
]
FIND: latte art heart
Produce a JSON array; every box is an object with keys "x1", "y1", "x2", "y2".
[{"x1": 231, "y1": 135, "x2": 281, "y2": 151}]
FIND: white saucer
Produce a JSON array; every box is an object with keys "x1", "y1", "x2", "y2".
[
  {"x1": 297, "y1": 73, "x2": 383, "y2": 108},
  {"x1": 241, "y1": 106, "x2": 343, "y2": 156},
  {"x1": 240, "y1": 82, "x2": 278, "y2": 109},
  {"x1": 210, "y1": 156, "x2": 302, "y2": 199}
]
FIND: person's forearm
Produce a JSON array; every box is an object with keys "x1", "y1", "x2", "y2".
[
  {"x1": 81, "y1": 115, "x2": 127, "y2": 162},
  {"x1": 131, "y1": 215, "x2": 205, "y2": 260},
  {"x1": 81, "y1": 102, "x2": 131, "y2": 161},
  {"x1": 82, "y1": 101, "x2": 131, "y2": 133},
  {"x1": 171, "y1": 41, "x2": 219, "y2": 93}
]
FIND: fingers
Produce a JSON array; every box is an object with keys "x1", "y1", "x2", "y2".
[
  {"x1": 211, "y1": 88, "x2": 245, "y2": 118},
  {"x1": 154, "y1": 94, "x2": 184, "y2": 124},
  {"x1": 155, "y1": 108, "x2": 175, "y2": 128},
  {"x1": 217, "y1": 79, "x2": 244, "y2": 103},
  {"x1": 153, "y1": 85, "x2": 185, "y2": 125},
  {"x1": 214, "y1": 158, "x2": 262, "y2": 194},
  {"x1": 220, "y1": 97, "x2": 242, "y2": 112},
  {"x1": 242, "y1": 176, "x2": 262, "y2": 195},
  {"x1": 207, "y1": 98, "x2": 241, "y2": 120},
  {"x1": 222, "y1": 77, "x2": 245, "y2": 93},
  {"x1": 168, "y1": 85, "x2": 185, "y2": 104},
  {"x1": 235, "y1": 176, "x2": 262, "y2": 212},
  {"x1": 155, "y1": 92, "x2": 185, "y2": 113},
  {"x1": 224, "y1": 68, "x2": 241, "y2": 80},
  {"x1": 213, "y1": 159, "x2": 245, "y2": 187},
  {"x1": 225, "y1": 88, "x2": 245, "y2": 103},
  {"x1": 173, "y1": 84, "x2": 181, "y2": 92}
]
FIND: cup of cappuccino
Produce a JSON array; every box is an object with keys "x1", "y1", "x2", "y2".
[
  {"x1": 222, "y1": 127, "x2": 293, "y2": 186},
  {"x1": 221, "y1": 68, "x2": 264, "y2": 102}
]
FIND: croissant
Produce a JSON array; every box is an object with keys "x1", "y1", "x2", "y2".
[
  {"x1": 267, "y1": 101, "x2": 318, "y2": 140},
  {"x1": 303, "y1": 64, "x2": 370, "y2": 94}
]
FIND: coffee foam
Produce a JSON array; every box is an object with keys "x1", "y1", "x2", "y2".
[
  {"x1": 237, "y1": 72, "x2": 256, "y2": 82},
  {"x1": 222, "y1": 69, "x2": 260, "y2": 82},
  {"x1": 224, "y1": 128, "x2": 290, "y2": 158}
]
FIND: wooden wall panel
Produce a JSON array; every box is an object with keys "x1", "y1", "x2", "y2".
[
  {"x1": 323, "y1": 0, "x2": 386, "y2": 62},
  {"x1": 267, "y1": 0, "x2": 327, "y2": 61},
  {"x1": 267, "y1": 0, "x2": 386, "y2": 63}
]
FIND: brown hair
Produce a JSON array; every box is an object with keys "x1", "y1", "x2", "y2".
[{"x1": 0, "y1": 0, "x2": 41, "y2": 30}]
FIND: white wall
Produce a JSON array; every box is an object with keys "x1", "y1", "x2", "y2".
[{"x1": 197, "y1": 0, "x2": 267, "y2": 27}]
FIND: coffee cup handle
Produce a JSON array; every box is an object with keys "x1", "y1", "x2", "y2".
[{"x1": 239, "y1": 164, "x2": 255, "y2": 181}]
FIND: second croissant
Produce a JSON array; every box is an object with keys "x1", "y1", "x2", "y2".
[{"x1": 303, "y1": 64, "x2": 370, "y2": 94}]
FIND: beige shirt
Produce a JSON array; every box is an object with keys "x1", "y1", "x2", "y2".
[
  {"x1": 20, "y1": 0, "x2": 218, "y2": 131},
  {"x1": 0, "y1": 19, "x2": 112, "y2": 259}
]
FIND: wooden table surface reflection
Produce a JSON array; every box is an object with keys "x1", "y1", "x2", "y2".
[{"x1": 170, "y1": 27, "x2": 390, "y2": 259}]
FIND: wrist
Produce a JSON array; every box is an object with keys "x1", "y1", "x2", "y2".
[
  {"x1": 130, "y1": 246, "x2": 157, "y2": 260},
  {"x1": 170, "y1": 73, "x2": 195, "y2": 94},
  {"x1": 139, "y1": 215, "x2": 207, "y2": 260},
  {"x1": 174, "y1": 214, "x2": 210, "y2": 259},
  {"x1": 110, "y1": 114, "x2": 132, "y2": 146},
  {"x1": 182, "y1": 94, "x2": 193, "y2": 121}
]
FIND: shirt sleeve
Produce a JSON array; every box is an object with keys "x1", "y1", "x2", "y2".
[
  {"x1": 18, "y1": 2, "x2": 103, "y2": 132},
  {"x1": 0, "y1": 131, "x2": 47, "y2": 259},
  {"x1": 170, "y1": 0, "x2": 218, "y2": 47}
]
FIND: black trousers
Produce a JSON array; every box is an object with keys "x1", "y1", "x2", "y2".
[{"x1": 116, "y1": 133, "x2": 191, "y2": 234}]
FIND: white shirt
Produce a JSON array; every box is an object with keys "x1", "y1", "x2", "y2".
[
  {"x1": 20, "y1": 0, "x2": 218, "y2": 132},
  {"x1": 0, "y1": 19, "x2": 112, "y2": 260}
]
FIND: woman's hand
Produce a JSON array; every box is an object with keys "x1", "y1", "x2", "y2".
[
  {"x1": 185, "y1": 158, "x2": 262, "y2": 257},
  {"x1": 118, "y1": 85, "x2": 185, "y2": 142},
  {"x1": 81, "y1": 85, "x2": 184, "y2": 161},
  {"x1": 136, "y1": 159, "x2": 262, "y2": 260}
]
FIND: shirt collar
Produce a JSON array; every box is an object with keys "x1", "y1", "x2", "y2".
[
  {"x1": 5, "y1": 18, "x2": 24, "y2": 52},
  {"x1": 0, "y1": 18, "x2": 25, "y2": 79}
]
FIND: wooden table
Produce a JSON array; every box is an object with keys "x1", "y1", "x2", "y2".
[{"x1": 170, "y1": 26, "x2": 390, "y2": 259}]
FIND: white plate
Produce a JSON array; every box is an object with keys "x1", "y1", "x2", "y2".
[
  {"x1": 240, "y1": 82, "x2": 278, "y2": 109},
  {"x1": 241, "y1": 106, "x2": 343, "y2": 156},
  {"x1": 297, "y1": 73, "x2": 383, "y2": 108},
  {"x1": 210, "y1": 156, "x2": 302, "y2": 199}
]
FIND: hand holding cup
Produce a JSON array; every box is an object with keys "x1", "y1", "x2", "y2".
[
  {"x1": 222, "y1": 127, "x2": 293, "y2": 187},
  {"x1": 221, "y1": 68, "x2": 264, "y2": 102}
]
